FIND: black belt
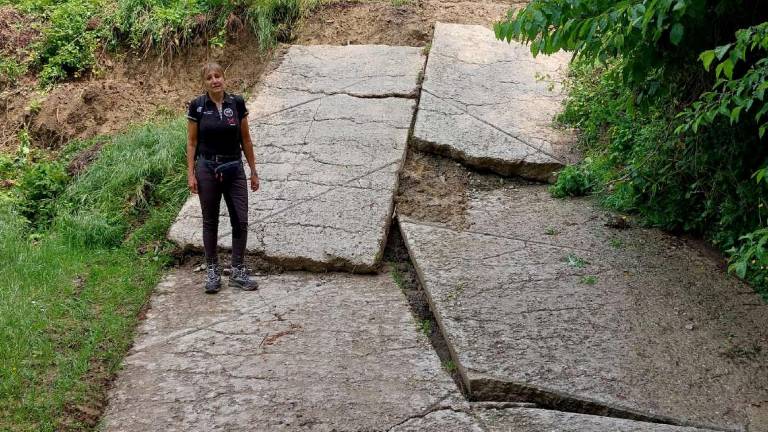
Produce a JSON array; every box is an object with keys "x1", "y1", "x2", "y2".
[{"x1": 198, "y1": 153, "x2": 240, "y2": 163}]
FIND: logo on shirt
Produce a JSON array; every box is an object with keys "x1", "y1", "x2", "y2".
[{"x1": 223, "y1": 108, "x2": 234, "y2": 118}]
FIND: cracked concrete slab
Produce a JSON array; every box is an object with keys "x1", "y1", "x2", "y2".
[
  {"x1": 391, "y1": 405, "x2": 711, "y2": 431},
  {"x1": 250, "y1": 45, "x2": 425, "y2": 117},
  {"x1": 102, "y1": 270, "x2": 460, "y2": 431},
  {"x1": 413, "y1": 22, "x2": 575, "y2": 181},
  {"x1": 169, "y1": 45, "x2": 425, "y2": 271},
  {"x1": 398, "y1": 185, "x2": 768, "y2": 431}
]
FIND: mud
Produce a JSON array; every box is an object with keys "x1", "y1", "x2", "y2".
[
  {"x1": 297, "y1": 0, "x2": 524, "y2": 46},
  {"x1": 396, "y1": 149, "x2": 538, "y2": 230}
]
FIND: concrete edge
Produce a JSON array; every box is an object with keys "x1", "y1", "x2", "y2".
[
  {"x1": 397, "y1": 215, "x2": 472, "y2": 396},
  {"x1": 395, "y1": 216, "x2": 739, "y2": 432},
  {"x1": 410, "y1": 134, "x2": 562, "y2": 183}
]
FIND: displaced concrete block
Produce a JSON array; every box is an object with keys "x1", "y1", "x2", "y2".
[
  {"x1": 398, "y1": 185, "x2": 768, "y2": 431},
  {"x1": 413, "y1": 22, "x2": 575, "y2": 181},
  {"x1": 169, "y1": 45, "x2": 425, "y2": 271}
]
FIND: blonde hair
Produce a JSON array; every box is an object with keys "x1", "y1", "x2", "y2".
[{"x1": 201, "y1": 62, "x2": 224, "y2": 81}]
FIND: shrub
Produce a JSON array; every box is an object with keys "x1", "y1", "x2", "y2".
[
  {"x1": 0, "y1": 56, "x2": 27, "y2": 89},
  {"x1": 496, "y1": 1, "x2": 768, "y2": 294},
  {"x1": 550, "y1": 163, "x2": 594, "y2": 198},
  {"x1": 32, "y1": 0, "x2": 103, "y2": 86},
  {"x1": 16, "y1": 160, "x2": 69, "y2": 230}
]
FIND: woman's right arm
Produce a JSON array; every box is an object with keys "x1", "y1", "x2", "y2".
[{"x1": 187, "y1": 120, "x2": 198, "y2": 194}]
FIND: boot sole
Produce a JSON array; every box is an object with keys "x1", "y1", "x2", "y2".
[{"x1": 229, "y1": 279, "x2": 258, "y2": 291}]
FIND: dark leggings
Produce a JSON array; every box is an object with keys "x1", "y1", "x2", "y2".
[{"x1": 195, "y1": 158, "x2": 249, "y2": 266}]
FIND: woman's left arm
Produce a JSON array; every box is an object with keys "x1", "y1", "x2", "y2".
[{"x1": 241, "y1": 117, "x2": 259, "y2": 192}]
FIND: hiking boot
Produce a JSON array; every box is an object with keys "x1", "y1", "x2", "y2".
[
  {"x1": 229, "y1": 264, "x2": 258, "y2": 291},
  {"x1": 204, "y1": 263, "x2": 221, "y2": 294}
]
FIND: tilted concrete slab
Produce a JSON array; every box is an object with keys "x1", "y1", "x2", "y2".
[
  {"x1": 413, "y1": 22, "x2": 575, "y2": 181},
  {"x1": 391, "y1": 405, "x2": 712, "y2": 431},
  {"x1": 102, "y1": 270, "x2": 460, "y2": 431},
  {"x1": 169, "y1": 45, "x2": 425, "y2": 271},
  {"x1": 398, "y1": 185, "x2": 768, "y2": 431}
]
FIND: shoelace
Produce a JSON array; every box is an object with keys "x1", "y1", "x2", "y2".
[
  {"x1": 233, "y1": 266, "x2": 246, "y2": 280},
  {"x1": 207, "y1": 265, "x2": 219, "y2": 280}
]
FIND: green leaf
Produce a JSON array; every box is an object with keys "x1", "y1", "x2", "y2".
[
  {"x1": 714, "y1": 43, "x2": 732, "y2": 60},
  {"x1": 730, "y1": 106, "x2": 743, "y2": 124},
  {"x1": 755, "y1": 168, "x2": 766, "y2": 184},
  {"x1": 715, "y1": 59, "x2": 735, "y2": 79},
  {"x1": 699, "y1": 50, "x2": 715, "y2": 71},
  {"x1": 732, "y1": 260, "x2": 747, "y2": 279},
  {"x1": 669, "y1": 23, "x2": 684, "y2": 45}
]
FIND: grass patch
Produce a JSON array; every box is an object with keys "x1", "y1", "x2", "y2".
[
  {"x1": 565, "y1": 253, "x2": 588, "y2": 269},
  {"x1": 0, "y1": 116, "x2": 187, "y2": 430},
  {"x1": 442, "y1": 359, "x2": 457, "y2": 373},
  {"x1": 418, "y1": 319, "x2": 431, "y2": 336}
]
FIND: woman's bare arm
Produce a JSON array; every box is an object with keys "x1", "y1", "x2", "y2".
[{"x1": 241, "y1": 117, "x2": 259, "y2": 192}]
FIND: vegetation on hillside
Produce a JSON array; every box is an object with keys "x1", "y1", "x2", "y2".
[
  {"x1": 497, "y1": 0, "x2": 768, "y2": 298},
  {"x1": 0, "y1": 0, "x2": 314, "y2": 87}
]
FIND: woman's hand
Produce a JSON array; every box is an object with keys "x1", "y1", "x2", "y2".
[
  {"x1": 250, "y1": 172, "x2": 260, "y2": 192},
  {"x1": 188, "y1": 174, "x2": 198, "y2": 194}
]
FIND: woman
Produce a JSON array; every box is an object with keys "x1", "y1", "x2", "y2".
[{"x1": 187, "y1": 62, "x2": 259, "y2": 294}]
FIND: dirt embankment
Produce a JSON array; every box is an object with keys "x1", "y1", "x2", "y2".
[
  {"x1": 297, "y1": 0, "x2": 522, "y2": 46},
  {"x1": 4, "y1": 33, "x2": 272, "y2": 152}
]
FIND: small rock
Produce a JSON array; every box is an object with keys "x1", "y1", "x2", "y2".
[
  {"x1": 193, "y1": 264, "x2": 206, "y2": 272},
  {"x1": 685, "y1": 323, "x2": 695, "y2": 331},
  {"x1": 605, "y1": 214, "x2": 631, "y2": 229}
]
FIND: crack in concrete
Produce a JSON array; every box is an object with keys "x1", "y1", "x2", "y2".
[
  {"x1": 216, "y1": 159, "x2": 399, "y2": 240},
  {"x1": 251, "y1": 73, "x2": 417, "y2": 121},
  {"x1": 263, "y1": 83, "x2": 417, "y2": 100},
  {"x1": 261, "y1": 220, "x2": 361, "y2": 235},
  {"x1": 399, "y1": 218, "x2": 594, "y2": 254}
]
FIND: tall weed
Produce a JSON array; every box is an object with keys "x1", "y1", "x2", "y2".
[{"x1": 0, "y1": 116, "x2": 187, "y2": 429}]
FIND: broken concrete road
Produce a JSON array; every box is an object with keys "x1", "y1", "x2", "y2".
[
  {"x1": 102, "y1": 271, "x2": 460, "y2": 431},
  {"x1": 413, "y1": 22, "x2": 575, "y2": 181},
  {"x1": 169, "y1": 45, "x2": 425, "y2": 272},
  {"x1": 399, "y1": 185, "x2": 768, "y2": 431}
]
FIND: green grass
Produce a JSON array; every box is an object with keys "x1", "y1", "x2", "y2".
[
  {"x1": 418, "y1": 319, "x2": 431, "y2": 336},
  {"x1": 0, "y1": 116, "x2": 187, "y2": 431},
  {"x1": 1, "y1": 0, "x2": 318, "y2": 86},
  {"x1": 389, "y1": 263, "x2": 405, "y2": 290},
  {"x1": 565, "y1": 253, "x2": 588, "y2": 269}
]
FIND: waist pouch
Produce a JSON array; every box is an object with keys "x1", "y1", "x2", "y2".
[{"x1": 205, "y1": 160, "x2": 242, "y2": 183}]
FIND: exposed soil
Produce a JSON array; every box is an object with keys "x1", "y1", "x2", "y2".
[
  {"x1": 1, "y1": 31, "x2": 273, "y2": 153},
  {"x1": 396, "y1": 149, "x2": 539, "y2": 230},
  {"x1": 297, "y1": 0, "x2": 524, "y2": 46},
  {"x1": 0, "y1": 6, "x2": 39, "y2": 58},
  {"x1": 30, "y1": 33, "x2": 274, "y2": 148}
]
